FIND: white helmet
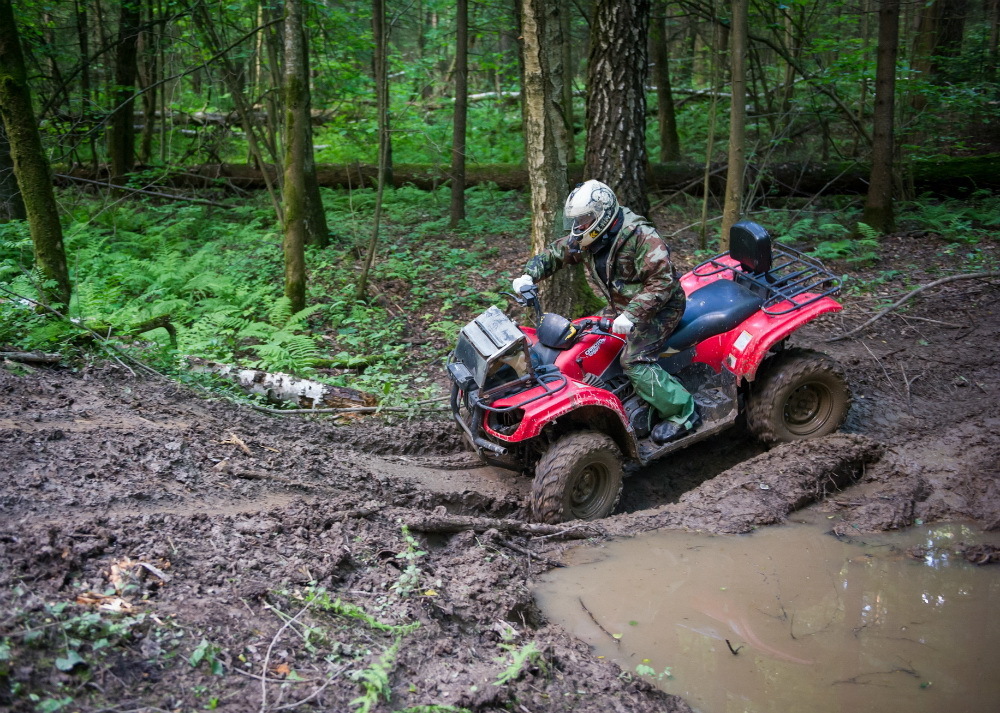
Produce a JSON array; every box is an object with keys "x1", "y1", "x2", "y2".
[{"x1": 564, "y1": 179, "x2": 619, "y2": 248}]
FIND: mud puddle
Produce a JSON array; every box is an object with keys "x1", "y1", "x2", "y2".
[{"x1": 535, "y1": 510, "x2": 1000, "y2": 713}]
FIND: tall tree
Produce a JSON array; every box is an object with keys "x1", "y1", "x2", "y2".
[
  {"x1": 862, "y1": 0, "x2": 900, "y2": 234},
  {"x1": 651, "y1": 3, "x2": 681, "y2": 162},
  {"x1": 0, "y1": 0, "x2": 71, "y2": 306},
  {"x1": 449, "y1": 0, "x2": 469, "y2": 227},
  {"x1": 356, "y1": 0, "x2": 391, "y2": 300},
  {"x1": 282, "y1": 0, "x2": 309, "y2": 312},
  {"x1": 521, "y1": 0, "x2": 588, "y2": 317},
  {"x1": 721, "y1": 0, "x2": 748, "y2": 247},
  {"x1": 584, "y1": 0, "x2": 652, "y2": 216},
  {"x1": 109, "y1": 0, "x2": 141, "y2": 181}
]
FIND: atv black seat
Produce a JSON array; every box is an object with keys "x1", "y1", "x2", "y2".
[
  {"x1": 729, "y1": 220, "x2": 772, "y2": 274},
  {"x1": 664, "y1": 278, "x2": 763, "y2": 352}
]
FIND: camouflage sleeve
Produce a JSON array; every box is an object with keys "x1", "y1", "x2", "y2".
[
  {"x1": 523, "y1": 235, "x2": 584, "y2": 282},
  {"x1": 622, "y1": 226, "x2": 679, "y2": 325}
]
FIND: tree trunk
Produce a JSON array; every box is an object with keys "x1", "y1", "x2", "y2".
[
  {"x1": 862, "y1": 0, "x2": 900, "y2": 234},
  {"x1": 299, "y1": 13, "x2": 329, "y2": 247},
  {"x1": 721, "y1": 0, "x2": 748, "y2": 248},
  {"x1": 521, "y1": 0, "x2": 595, "y2": 317},
  {"x1": 560, "y1": 0, "x2": 575, "y2": 163},
  {"x1": 0, "y1": 0, "x2": 71, "y2": 306},
  {"x1": 356, "y1": 0, "x2": 391, "y2": 301},
  {"x1": 0, "y1": 122, "x2": 26, "y2": 221},
  {"x1": 651, "y1": 4, "x2": 680, "y2": 162},
  {"x1": 371, "y1": 0, "x2": 393, "y2": 186},
  {"x1": 109, "y1": 0, "x2": 141, "y2": 181},
  {"x1": 74, "y1": 0, "x2": 98, "y2": 169},
  {"x1": 449, "y1": 0, "x2": 469, "y2": 227},
  {"x1": 281, "y1": 0, "x2": 309, "y2": 313},
  {"x1": 584, "y1": 0, "x2": 652, "y2": 217},
  {"x1": 137, "y1": 1, "x2": 157, "y2": 165}
]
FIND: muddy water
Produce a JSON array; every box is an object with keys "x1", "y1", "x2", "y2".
[{"x1": 535, "y1": 512, "x2": 1000, "y2": 713}]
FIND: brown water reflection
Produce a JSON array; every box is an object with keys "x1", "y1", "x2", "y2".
[{"x1": 534, "y1": 511, "x2": 1000, "y2": 713}]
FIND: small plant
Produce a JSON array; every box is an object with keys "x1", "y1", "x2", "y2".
[
  {"x1": 391, "y1": 526, "x2": 428, "y2": 598},
  {"x1": 351, "y1": 637, "x2": 401, "y2": 713},
  {"x1": 189, "y1": 638, "x2": 225, "y2": 675},
  {"x1": 493, "y1": 629, "x2": 546, "y2": 685}
]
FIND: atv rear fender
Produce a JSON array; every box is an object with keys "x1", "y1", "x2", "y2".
[{"x1": 703, "y1": 295, "x2": 843, "y2": 381}]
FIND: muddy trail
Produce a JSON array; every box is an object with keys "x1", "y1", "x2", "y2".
[{"x1": 2, "y1": 232, "x2": 1000, "y2": 712}]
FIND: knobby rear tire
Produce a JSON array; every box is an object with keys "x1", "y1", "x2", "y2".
[
  {"x1": 747, "y1": 347, "x2": 852, "y2": 444},
  {"x1": 530, "y1": 431, "x2": 624, "y2": 524}
]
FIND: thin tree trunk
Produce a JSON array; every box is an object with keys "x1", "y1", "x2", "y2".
[
  {"x1": 74, "y1": 0, "x2": 98, "y2": 169},
  {"x1": 0, "y1": 0, "x2": 71, "y2": 306},
  {"x1": 371, "y1": 0, "x2": 393, "y2": 185},
  {"x1": 137, "y1": 1, "x2": 156, "y2": 165},
  {"x1": 721, "y1": 0, "x2": 748, "y2": 248},
  {"x1": 299, "y1": 19, "x2": 329, "y2": 247},
  {"x1": 282, "y1": 0, "x2": 309, "y2": 313},
  {"x1": 651, "y1": 3, "x2": 681, "y2": 162},
  {"x1": 356, "y1": 0, "x2": 390, "y2": 301},
  {"x1": 862, "y1": 0, "x2": 900, "y2": 234},
  {"x1": 584, "y1": 0, "x2": 652, "y2": 216},
  {"x1": 449, "y1": 0, "x2": 468, "y2": 227},
  {"x1": 0, "y1": 123, "x2": 26, "y2": 221},
  {"x1": 109, "y1": 0, "x2": 141, "y2": 181}
]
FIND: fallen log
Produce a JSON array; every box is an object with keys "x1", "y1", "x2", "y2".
[
  {"x1": 0, "y1": 351, "x2": 61, "y2": 364},
  {"x1": 187, "y1": 357, "x2": 376, "y2": 409},
  {"x1": 403, "y1": 513, "x2": 603, "y2": 540}
]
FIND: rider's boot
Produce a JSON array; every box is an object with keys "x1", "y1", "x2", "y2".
[{"x1": 651, "y1": 410, "x2": 701, "y2": 444}]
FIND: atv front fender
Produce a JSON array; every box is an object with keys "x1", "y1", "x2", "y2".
[{"x1": 483, "y1": 380, "x2": 636, "y2": 457}]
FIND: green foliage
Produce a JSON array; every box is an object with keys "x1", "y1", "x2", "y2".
[
  {"x1": 901, "y1": 191, "x2": 1000, "y2": 245},
  {"x1": 351, "y1": 638, "x2": 402, "y2": 713},
  {"x1": 492, "y1": 627, "x2": 546, "y2": 686},
  {"x1": 189, "y1": 638, "x2": 225, "y2": 675},
  {"x1": 390, "y1": 526, "x2": 428, "y2": 598},
  {"x1": 0, "y1": 592, "x2": 154, "y2": 711}
]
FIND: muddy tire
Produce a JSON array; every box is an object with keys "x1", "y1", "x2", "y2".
[
  {"x1": 747, "y1": 347, "x2": 851, "y2": 444},
  {"x1": 530, "y1": 431, "x2": 623, "y2": 524}
]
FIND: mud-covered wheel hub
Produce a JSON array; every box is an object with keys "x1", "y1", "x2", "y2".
[
  {"x1": 783, "y1": 382, "x2": 835, "y2": 435},
  {"x1": 747, "y1": 347, "x2": 852, "y2": 444},
  {"x1": 530, "y1": 431, "x2": 624, "y2": 524}
]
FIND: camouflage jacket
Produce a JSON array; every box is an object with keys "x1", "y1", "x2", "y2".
[{"x1": 524, "y1": 208, "x2": 680, "y2": 326}]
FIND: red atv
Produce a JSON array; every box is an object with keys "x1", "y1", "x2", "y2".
[{"x1": 447, "y1": 221, "x2": 851, "y2": 523}]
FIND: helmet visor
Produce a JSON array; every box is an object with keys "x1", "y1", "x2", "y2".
[{"x1": 564, "y1": 208, "x2": 600, "y2": 238}]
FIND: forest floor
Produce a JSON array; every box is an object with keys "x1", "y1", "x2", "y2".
[{"x1": 1, "y1": 213, "x2": 999, "y2": 713}]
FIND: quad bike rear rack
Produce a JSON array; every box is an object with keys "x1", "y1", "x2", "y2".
[{"x1": 693, "y1": 241, "x2": 842, "y2": 316}]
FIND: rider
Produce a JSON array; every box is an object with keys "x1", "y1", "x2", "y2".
[{"x1": 511, "y1": 179, "x2": 698, "y2": 443}]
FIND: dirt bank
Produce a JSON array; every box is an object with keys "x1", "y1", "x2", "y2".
[{"x1": 2, "y1": 230, "x2": 998, "y2": 712}]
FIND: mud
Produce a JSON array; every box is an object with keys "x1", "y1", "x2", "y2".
[{"x1": 1, "y1": 229, "x2": 999, "y2": 712}]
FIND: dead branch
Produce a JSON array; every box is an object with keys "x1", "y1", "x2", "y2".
[
  {"x1": 578, "y1": 597, "x2": 619, "y2": 645},
  {"x1": 499, "y1": 538, "x2": 565, "y2": 568},
  {"x1": 829, "y1": 271, "x2": 1000, "y2": 342},
  {"x1": 403, "y1": 514, "x2": 603, "y2": 540}
]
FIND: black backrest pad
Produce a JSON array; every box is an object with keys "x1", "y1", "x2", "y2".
[
  {"x1": 664, "y1": 279, "x2": 764, "y2": 352},
  {"x1": 729, "y1": 220, "x2": 772, "y2": 274}
]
